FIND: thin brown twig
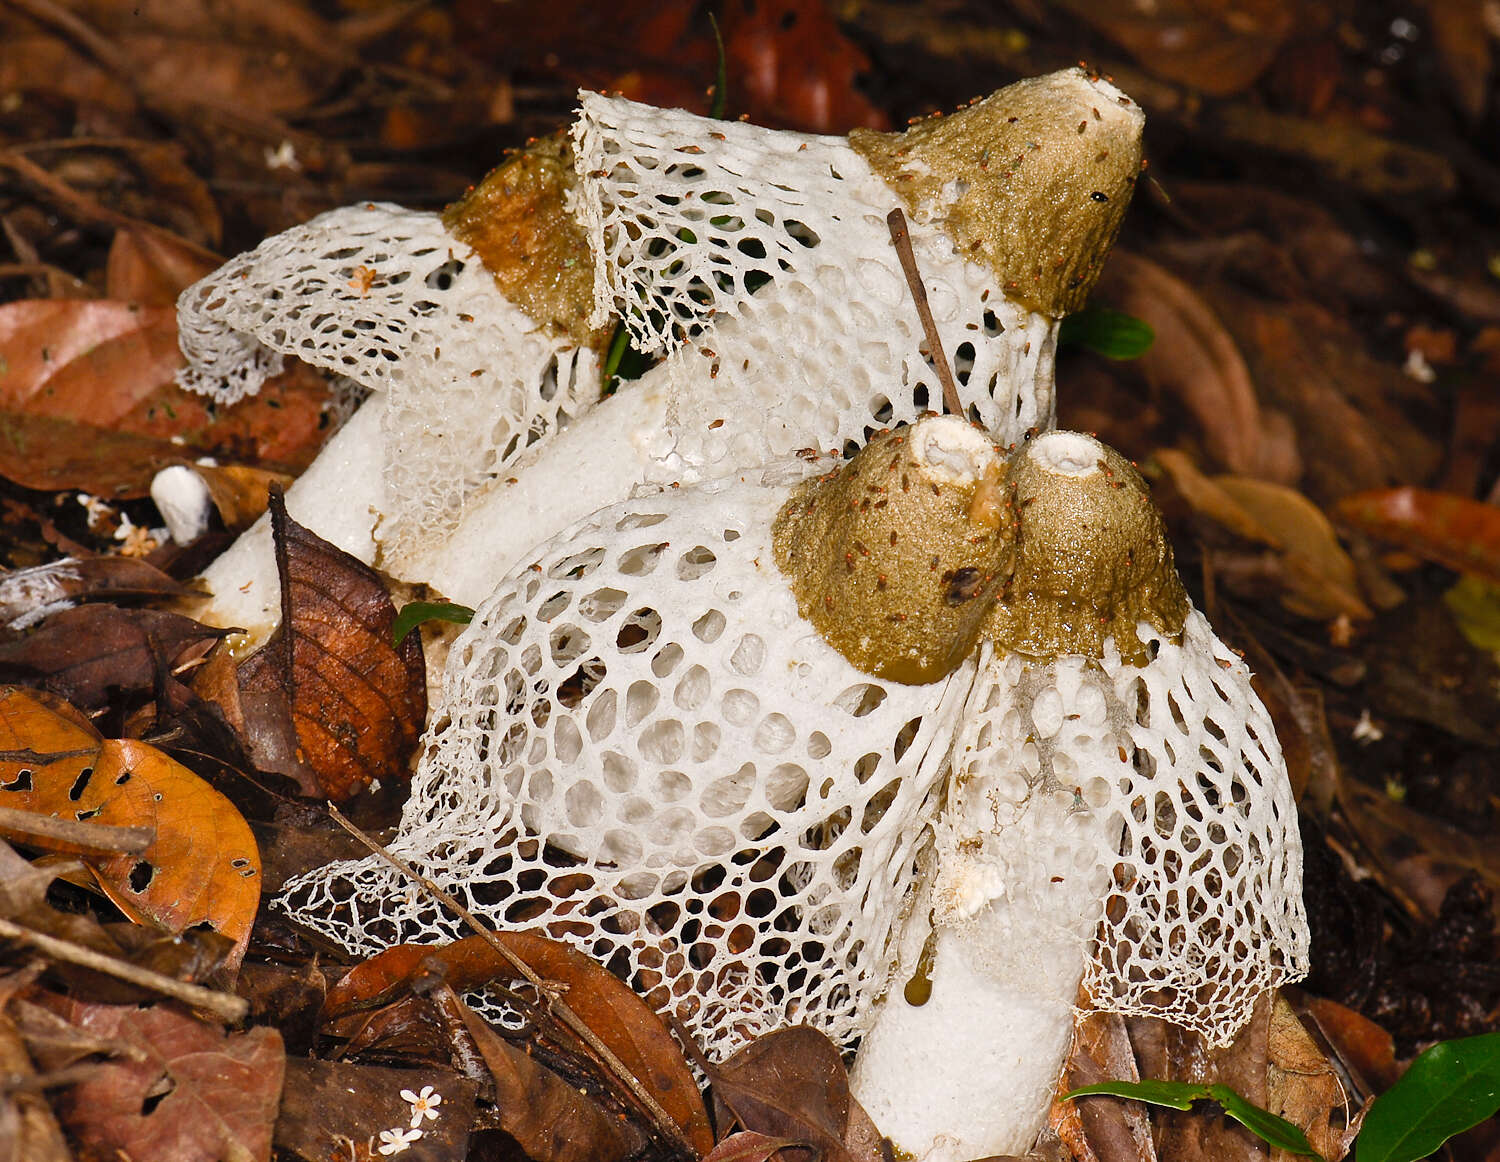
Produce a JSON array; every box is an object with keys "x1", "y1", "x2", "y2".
[
  {"x1": 887, "y1": 206, "x2": 965, "y2": 418},
  {"x1": 0, "y1": 917, "x2": 248, "y2": 1023},
  {"x1": 326, "y1": 804, "x2": 695, "y2": 1157},
  {"x1": 0, "y1": 806, "x2": 151, "y2": 855}
]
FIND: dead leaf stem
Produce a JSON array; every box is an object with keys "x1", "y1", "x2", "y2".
[
  {"x1": 0, "y1": 805, "x2": 151, "y2": 855},
  {"x1": 326, "y1": 803, "x2": 696, "y2": 1157},
  {"x1": 887, "y1": 207, "x2": 965, "y2": 417},
  {"x1": 0, "y1": 917, "x2": 248, "y2": 1022}
]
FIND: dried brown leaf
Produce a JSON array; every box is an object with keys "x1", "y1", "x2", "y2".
[
  {"x1": 704, "y1": 1131, "x2": 804, "y2": 1162},
  {"x1": 0, "y1": 299, "x2": 334, "y2": 496},
  {"x1": 0, "y1": 604, "x2": 226, "y2": 709},
  {"x1": 1048, "y1": 0, "x2": 1299, "y2": 96},
  {"x1": 707, "y1": 1025, "x2": 883, "y2": 1162},
  {"x1": 49, "y1": 996, "x2": 283, "y2": 1162},
  {"x1": 0, "y1": 557, "x2": 187, "y2": 631},
  {"x1": 105, "y1": 224, "x2": 220, "y2": 308},
  {"x1": 323, "y1": 931, "x2": 714, "y2": 1155},
  {"x1": 1267, "y1": 994, "x2": 1352, "y2": 1162},
  {"x1": 236, "y1": 488, "x2": 425, "y2": 801},
  {"x1": 1056, "y1": 1007, "x2": 1157, "y2": 1162},
  {"x1": 441, "y1": 984, "x2": 639, "y2": 1162},
  {"x1": 274, "y1": 1056, "x2": 475, "y2": 1162},
  {"x1": 1337, "y1": 487, "x2": 1500, "y2": 585}
]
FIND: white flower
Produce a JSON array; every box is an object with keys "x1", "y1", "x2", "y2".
[
  {"x1": 400, "y1": 1086, "x2": 442, "y2": 1127},
  {"x1": 377, "y1": 1126, "x2": 422, "y2": 1155}
]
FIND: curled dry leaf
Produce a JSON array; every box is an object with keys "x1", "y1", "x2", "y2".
[
  {"x1": 0, "y1": 604, "x2": 227, "y2": 710},
  {"x1": 436, "y1": 983, "x2": 640, "y2": 1162},
  {"x1": 45, "y1": 995, "x2": 283, "y2": 1162},
  {"x1": 1336, "y1": 487, "x2": 1500, "y2": 586},
  {"x1": 236, "y1": 488, "x2": 425, "y2": 801},
  {"x1": 104, "y1": 224, "x2": 221, "y2": 308},
  {"x1": 703, "y1": 1131, "x2": 805, "y2": 1162},
  {"x1": 0, "y1": 686, "x2": 261, "y2": 965},
  {"x1": 1267, "y1": 993, "x2": 1354, "y2": 1162},
  {"x1": 323, "y1": 930, "x2": 714, "y2": 1155},
  {"x1": 707, "y1": 1026, "x2": 884, "y2": 1162}
]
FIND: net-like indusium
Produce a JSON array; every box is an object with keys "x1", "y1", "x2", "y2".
[
  {"x1": 175, "y1": 202, "x2": 597, "y2": 566},
  {"x1": 938, "y1": 611, "x2": 1310, "y2": 1046},
  {"x1": 281, "y1": 469, "x2": 972, "y2": 1052},
  {"x1": 574, "y1": 93, "x2": 1058, "y2": 459}
]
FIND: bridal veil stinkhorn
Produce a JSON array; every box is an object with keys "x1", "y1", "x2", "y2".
[
  {"x1": 173, "y1": 68, "x2": 1143, "y2": 646},
  {"x1": 280, "y1": 416, "x2": 1006, "y2": 1050},
  {"x1": 849, "y1": 431, "x2": 1308, "y2": 1160}
]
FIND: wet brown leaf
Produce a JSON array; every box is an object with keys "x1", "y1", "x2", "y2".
[
  {"x1": 0, "y1": 604, "x2": 226, "y2": 709},
  {"x1": 1049, "y1": 0, "x2": 1300, "y2": 96},
  {"x1": 1421, "y1": 0, "x2": 1493, "y2": 122},
  {"x1": 274, "y1": 1056, "x2": 475, "y2": 1162},
  {"x1": 193, "y1": 463, "x2": 295, "y2": 532},
  {"x1": 707, "y1": 1025, "x2": 883, "y2": 1162},
  {"x1": 1336, "y1": 487, "x2": 1500, "y2": 585},
  {"x1": 324, "y1": 930, "x2": 714, "y2": 1155},
  {"x1": 0, "y1": 299, "x2": 335, "y2": 496},
  {"x1": 0, "y1": 686, "x2": 262, "y2": 964},
  {"x1": 48, "y1": 996, "x2": 283, "y2": 1162},
  {"x1": 236, "y1": 488, "x2": 425, "y2": 801},
  {"x1": 104, "y1": 224, "x2": 221, "y2": 308},
  {"x1": 0, "y1": 556, "x2": 187, "y2": 631},
  {"x1": 439, "y1": 983, "x2": 639, "y2": 1162}
]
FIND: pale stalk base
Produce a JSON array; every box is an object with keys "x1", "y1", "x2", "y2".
[{"x1": 850, "y1": 924, "x2": 1082, "y2": 1160}]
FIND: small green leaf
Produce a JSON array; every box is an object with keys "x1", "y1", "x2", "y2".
[
  {"x1": 1064, "y1": 1080, "x2": 1210, "y2": 1110},
  {"x1": 1064, "y1": 1080, "x2": 1320, "y2": 1158},
  {"x1": 1059, "y1": 306, "x2": 1155, "y2": 360},
  {"x1": 392, "y1": 601, "x2": 474, "y2": 645},
  {"x1": 1209, "y1": 1085, "x2": 1320, "y2": 1157},
  {"x1": 1357, "y1": 1032, "x2": 1500, "y2": 1162},
  {"x1": 1444, "y1": 574, "x2": 1500, "y2": 654}
]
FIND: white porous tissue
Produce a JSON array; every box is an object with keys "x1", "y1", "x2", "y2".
[{"x1": 281, "y1": 470, "x2": 973, "y2": 1054}]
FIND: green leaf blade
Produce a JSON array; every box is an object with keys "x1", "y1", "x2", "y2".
[
  {"x1": 1207, "y1": 1085, "x2": 1320, "y2": 1157},
  {"x1": 392, "y1": 600, "x2": 474, "y2": 646},
  {"x1": 1059, "y1": 306, "x2": 1156, "y2": 360},
  {"x1": 1063, "y1": 1080, "x2": 1210, "y2": 1111},
  {"x1": 1357, "y1": 1032, "x2": 1500, "y2": 1162}
]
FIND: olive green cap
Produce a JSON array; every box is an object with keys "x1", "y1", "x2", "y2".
[
  {"x1": 773, "y1": 417, "x2": 1009, "y2": 685},
  {"x1": 850, "y1": 68, "x2": 1145, "y2": 318},
  {"x1": 984, "y1": 431, "x2": 1188, "y2": 664},
  {"x1": 443, "y1": 134, "x2": 610, "y2": 351}
]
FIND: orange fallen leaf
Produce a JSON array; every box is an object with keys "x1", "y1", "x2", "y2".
[
  {"x1": 1336, "y1": 487, "x2": 1500, "y2": 585},
  {"x1": 0, "y1": 687, "x2": 260, "y2": 966}
]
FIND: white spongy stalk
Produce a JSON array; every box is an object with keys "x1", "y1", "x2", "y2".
[
  {"x1": 852, "y1": 647, "x2": 1138, "y2": 1159},
  {"x1": 196, "y1": 394, "x2": 387, "y2": 640},
  {"x1": 574, "y1": 93, "x2": 1058, "y2": 452},
  {"x1": 175, "y1": 202, "x2": 599, "y2": 568},
  {"x1": 851, "y1": 612, "x2": 1310, "y2": 1158},
  {"x1": 280, "y1": 472, "x2": 972, "y2": 1056}
]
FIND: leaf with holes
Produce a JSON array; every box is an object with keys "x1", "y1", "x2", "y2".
[
  {"x1": 323, "y1": 931, "x2": 714, "y2": 1155},
  {"x1": 236, "y1": 487, "x2": 425, "y2": 800},
  {"x1": 0, "y1": 686, "x2": 261, "y2": 965}
]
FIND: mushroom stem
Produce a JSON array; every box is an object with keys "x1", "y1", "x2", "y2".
[{"x1": 850, "y1": 649, "x2": 1131, "y2": 1159}]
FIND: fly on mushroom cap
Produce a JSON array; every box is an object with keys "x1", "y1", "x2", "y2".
[
  {"x1": 986, "y1": 430, "x2": 1190, "y2": 664},
  {"x1": 772, "y1": 417, "x2": 1008, "y2": 685},
  {"x1": 850, "y1": 68, "x2": 1145, "y2": 318}
]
